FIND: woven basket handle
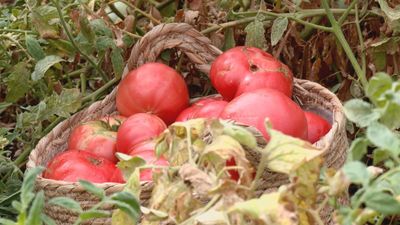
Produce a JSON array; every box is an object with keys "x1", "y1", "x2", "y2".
[{"x1": 125, "y1": 23, "x2": 222, "y2": 76}]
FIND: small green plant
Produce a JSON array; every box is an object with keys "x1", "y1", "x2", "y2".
[{"x1": 0, "y1": 167, "x2": 140, "y2": 225}]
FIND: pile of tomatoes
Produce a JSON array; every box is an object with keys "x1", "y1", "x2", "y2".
[{"x1": 43, "y1": 47, "x2": 331, "y2": 183}]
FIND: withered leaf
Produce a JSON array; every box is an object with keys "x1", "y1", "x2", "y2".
[{"x1": 179, "y1": 163, "x2": 212, "y2": 197}]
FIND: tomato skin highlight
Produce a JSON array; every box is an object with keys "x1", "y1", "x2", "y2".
[
  {"x1": 128, "y1": 141, "x2": 169, "y2": 182},
  {"x1": 116, "y1": 63, "x2": 190, "y2": 125},
  {"x1": 43, "y1": 150, "x2": 124, "y2": 183},
  {"x1": 210, "y1": 46, "x2": 293, "y2": 101},
  {"x1": 220, "y1": 88, "x2": 308, "y2": 141},
  {"x1": 116, "y1": 113, "x2": 167, "y2": 154},
  {"x1": 304, "y1": 111, "x2": 331, "y2": 143},
  {"x1": 68, "y1": 115, "x2": 126, "y2": 163},
  {"x1": 176, "y1": 96, "x2": 228, "y2": 122}
]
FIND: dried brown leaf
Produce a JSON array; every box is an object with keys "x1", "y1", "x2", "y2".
[{"x1": 179, "y1": 163, "x2": 213, "y2": 197}]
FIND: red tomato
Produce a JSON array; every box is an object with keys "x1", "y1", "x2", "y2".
[
  {"x1": 176, "y1": 97, "x2": 228, "y2": 122},
  {"x1": 128, "y1": 141, "x2": 169, "y2": 182},
  {"x1": 220, "y1": 88, "x2": 308, "y2": 141},
  {"x1": 43, "y1": 150, "x2": 124, "y2": 183},
  {"x1": 226, "y1": 158, "x2": 239, "y2": 181},
  {"x1": 304, "y1": 111, "x2": 331, "y2": 143},
  {"x1": 116, "y1": 113, "x2": 167, "y2": 154},
  {"x1": 210, "y1": 46, "x2": 293, "y2": 100},
  {"x1": 68, "y1": 115, "x2": 126, "y2": 163},
  {"x1": 116, "y1": 63, "x2": 190, "y2": 125}
]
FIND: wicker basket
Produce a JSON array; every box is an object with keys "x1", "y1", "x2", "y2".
[{"x1": 27, "y1": 23, "x2": 348, "y2": 225}]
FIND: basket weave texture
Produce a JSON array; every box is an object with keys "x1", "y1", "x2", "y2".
[{"x1": 27, "y1": 23, "x2": 348, "y2": 225}]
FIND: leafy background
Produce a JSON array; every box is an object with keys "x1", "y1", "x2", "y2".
[{"x1": 1, "y1": 0, "x2": 400, "y2": 224}]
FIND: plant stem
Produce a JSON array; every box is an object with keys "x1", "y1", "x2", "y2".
[
  {"x1": 82, "y1": 77, "x2": 119, "y2": 102},
  {"x1": 376, "y1": 214, "x2": 385, "y2": 225},
  {"x1": 52, "y1": 0, "x2": 109, "y2": 82},
  {"x1": 80, "y1": 72, "x2": 86, "y2": 95},
  {"x1": 202, "y1": 9, "x2": 334, "y2": 35},
  {"x1": 232, "y1": 8, "x2": 355, "y2": 19},
  {"x1": 109, "y1": 2, "x2": 126, "y2": 20},
  {"x1": 259, "y1": 10, "x2": 333, "y2": 32},
  {"x1": 300, "y1": 16, "x2": 323, "y2": 39},
  {"x1": 201, "y1": 17, "x2": 255, "y2": 34},
  {"x1": 338, "y1": 0, "x2": 357, "y2": 25},
  {"x1": 0, "y1": 28, "x2": 36, "y2": 34},
  {"x1": 156, "y1": 0, "x2": 175, "y2": 9},
  {"x1": 0, "y1": 34, "x2": 33, "y2": 61},
  {"x1": 355, "y1": 2, "x2": 366, "y2": 75},
  {"x1": 321, "y1": 0, "x2": 368, "y2": 88},
  {"x1": 111, "y1": 0, "x2": 161, "y2": 25}
]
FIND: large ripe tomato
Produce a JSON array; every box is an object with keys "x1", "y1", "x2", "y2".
[
  {"x1": 116, "y1": 63, "x2": 190, "y2": 125},
  {"x1": 176, "y1": 96, "x2": 228, "y2": 122},
  {"x1": 220, "y1": 88, "x2": 308, "y2": 141},
  {"x1": 68, "y1": 115, "x2": 126, "y2": 163},
  {"x1": 116, "y1": 113, "x2": 167, "y2": 154},
  {"x1": 43, "y1": 150, "x2": 124, "y2": 183},
  {"x1": 304, "y1": 111, "x2": 331, "y2": 143},
  {"x1": 128, "y1": 141, "x2": 169, "y2": 182},
  {"x1": 210, "y1": 46, "x2": 293, "y2": 101}
]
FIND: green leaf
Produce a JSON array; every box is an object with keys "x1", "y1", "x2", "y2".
[
  {"x1": 372, "y1": 51, "x2": 387, "y2": 72},
  {"x1": 47, "y1": 40, "x2": 76, "y2": 56},
  {"x1": 244, "y1": 19, "x2": 266, "y2": 49},
  {"x1": 48, "y1": 197, "x2": 82, "y2": 213},
  {"x1": 261, "y1": 127, "x2": 322, "y2": 174},
  {"x1": 159, "y1": 0, "x2": 176, "y2": 17},
  {"x1": 111, "y1": 47, "x2": 124, "y2": 79},
  {"x1": 78, "y1": 180, "x2": 105, "y2": 200},
  {"x1": 5, "y1": 62, "x2": 31, "y2": 103},
  {"x1": 366, "y1": 122, "x2": 400, "y2": 155},
  {"x1": 0, "y1": 102, "x2": 12, "y2": 114},
  {"x1": 91, "y1": 19, "x2": 113, "y2": 37},
  {"x1": 110, "y1": 192, "x2": 140, "y2": 222},
  {"x1": 116, "y1": 154, "x2": 146, "y2": 181},
  {"x1": 50, "y1": 88, "x2": 81, "y2": 118},
  {"x1": 366, "y1": 72, "x2": 393, "y2": 105},
  {"x1": 378, "y1": 0, "x2": 400, "y2": 21},
  {"x1": 373, "y1": 148, "x2": 391, "y2": 165},
  {"x1": 271, "y1": 17, "x2": 289, "y2": 46},
  {"x1": 95, "y1": 36, "x2": 115, "y2": 52},
  {"x1": 79, "y1": 13, "x2": 95, "y2": 44},
  {"x1": 0, "y1": 218, "x2": 15, "y2": 225},
  {"x1": 26, "y1": 36, "x2": 45, "y2": 60},
  {"x1": 229, "y1": 192, "x2": 297, "y2": 224},
  {"x1": 221, "y1": 121, "x2": 258, "y2": 149},
  {"x1": 202, "y1": 135, "x2": 254, "y2": 183},
  {"x1": 26, "y1": 191, "x2": 45, "y2": 225},
  {"x1": 342, "y1": 161, "x2": 370, "y2": 186},
  {"x1": 30, "y1": 6, "x2": 59, "y2": 39},
  {"x1": 377, "y1": 0, "x2": 400, "y2": 33},
  {"x1": 347, "y1": 138, "x2": 369, "y2": 162},
  {"x1": 364, "y1": 191, "x2": 400, "y2": 215},
  {"x1": 343, "y1": 99, "x2": 380, "y2": 127},
  {"x1": 21, "y1": 167, "x2": 44, "y2": 209},
  {"x1": 222, "y1": 28, "x2": 235, "y2": 51},
  {"x1": 229, "y1": 192, "x2": 280, "y2": 218},
  {"x1": 31, "y1": 55, "x2": 64, "y2": 81},
  {"x1": 41, "y1": 214, "x2": 56, "y2": 225},
  {"x1": 79, "y1": 209, "x2": 110, "y2": 220}
]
